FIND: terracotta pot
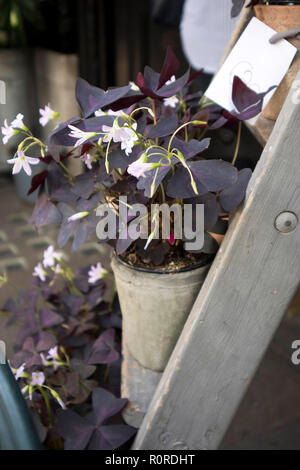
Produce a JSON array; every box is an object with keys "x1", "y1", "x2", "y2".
[{"x1": 254, "y1": 5, "x2": 300, "y2": 121}]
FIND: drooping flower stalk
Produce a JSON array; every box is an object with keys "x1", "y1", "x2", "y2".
[{"x1": 232, "y1": 120, "x2": 242, "y2": 166}]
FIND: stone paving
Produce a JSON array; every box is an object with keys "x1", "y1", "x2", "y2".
[{"x1": 0, "y1": 174, "x2": 300, "y2": 449}]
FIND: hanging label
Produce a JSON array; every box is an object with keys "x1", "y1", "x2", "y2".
[{"x1": 205, "y1": 17, "x2": 297, "y2": 114}]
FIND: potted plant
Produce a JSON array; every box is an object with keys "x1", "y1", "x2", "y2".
[
  {"x1": 231, "y1": 0, "x2": 300, "y2": 120},
  {"x1": 2, "y1": 47, "x2": 273, "y2": 379}
]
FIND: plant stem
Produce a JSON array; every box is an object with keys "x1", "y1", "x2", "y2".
[
  {"x1": 40, "y1": 387, "x2": 54, "y2": 427},
  {"x1": 59, "y1": 161, "x2": 74, "y2": 179},
  {"x1": 105, "y1": 137, "x2": 113, "y2": 173},
  {"x1": 104, "y1": 364, "x2": 111, "y2": 382},
  {"x1": 232, "y1": 121, "x2": 242, "y2": 166},
  {"x1": 152, "y1": 100, "x2": 157, "y2": 125},
  {"x1": 160, "y1": 183, "x2": 166, "y2": 203},
  {"x1": 184, "y1": 126, "x2": 188, "y2": 143},
  {"x1": 198, "y1": 124, "x2": 208, "y2": 141},
  {"x1": 152, "y1": 99, "x2": 158, "y2": 145},
  {"x1": 167, "y1": 120, "x2": 206, "y2": 154}
]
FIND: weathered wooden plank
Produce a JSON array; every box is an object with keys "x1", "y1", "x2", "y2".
[
  {"x1": 246, "y1": 114, "x2": 275, "y2": 147},
  {"x1": 133, "y1": 71, "x2": 300, "y2": 450}
]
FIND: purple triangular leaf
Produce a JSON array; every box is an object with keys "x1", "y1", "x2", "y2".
[
  {"x1": 156, "y1": 69, "x2": 190, "y2": 98},
  {"x1": 167, "y1": 136, "x2": 210, "y2": 159},
  {"x1": 40, "y1": 309, "x2": 63, "y2": 329},
  {"x1": 27, "y1": 170, "x2": 48, "y2": 196},
  {"x1": 144, "y1": 66, "x2": 160, "y2": 90},
  {"x1": 167, "y1": 160, "x2": 237, "y2": 199},
  {"x1": 88, "y1": 329, "x2": 120, "y2": 365},
  {"x1": 91, "y1": 388, "x2": 127, "y2": 426},
  {"x1": 109, "y1": 91, "x2": 145, "y2": 112},
  {"x1": 71, "y1": 174, "x2": 95, "y2": 200},
  {"x1": 157, "y1": 45, "x2": 180, "y2": 90},
  {"x1": 56, "y1": 409, "x2": 94, "y2": 450},
  {"x1": 232, "y1": 76, "x2": 276, "y2": 120},
  {"x1": 146, "y1": 114, "x2": 178, "y2": 139},
  {"x1": 88, "y1": 425, "x2": 136, "y2": 450},
  {"x1": 30, "y1": 192, "x2": 62, "y2": 228},
  {"x1": 36, "y1": 331, "x2": 57, "y2": 352},
  {"x1": 61, "y1": 294, "x2": 84, "y2": 315},
  {"x1": 76, "y1": 78, "x2": 130, "y2": 118},
  {"x1": 219, "y1": 168, "x2": 252, "y2": 211}
]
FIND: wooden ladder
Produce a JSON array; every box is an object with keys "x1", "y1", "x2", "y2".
[{"x1": 133, "y1": 9, "x2": 300, "y2": 450}]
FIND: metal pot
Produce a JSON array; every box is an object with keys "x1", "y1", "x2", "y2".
[{"x1": 111, "y1": 252, "x2": 212, "y2": 372}]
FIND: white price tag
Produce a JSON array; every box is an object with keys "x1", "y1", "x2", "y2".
[{"x1": 205, "y1": 17, "x2": 297, "y2": 115}]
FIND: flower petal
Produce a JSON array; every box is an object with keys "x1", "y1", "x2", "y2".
[
  {"x1": 12, "y1": 159, "x2": 23, "y2": 174},
  {"x1": 26, "y1": 157, "x2": 40, "y2": 165},
  {"x1": 22, "y1": 160, "x2": 32, "y2": 176}
]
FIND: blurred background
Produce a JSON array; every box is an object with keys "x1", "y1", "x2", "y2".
[{"x1": 0, "y1": 0, "x2": 299, "y2": 450}]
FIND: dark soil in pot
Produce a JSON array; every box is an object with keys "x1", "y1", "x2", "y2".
[{"x1": 119, "y1": 239, "x2": 211, "y2": 273}]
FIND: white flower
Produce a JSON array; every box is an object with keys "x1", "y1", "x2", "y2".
[
  {"x1": 46, "y1": 346, "x2": 58, "y2": 360},
  {"x1": 43, "y1": 245, "x2": 61, "y2": 268},
  {"x1": 31, "y1": 371, "x2": 45, "y2": 386},
  {"x1": 33, "y1": 262, "x2": 47, "y2": 282},
  {"x1": 40, "y1": 353, "x2": 48, "y2": 366},
  {"x1": 1, "y1": 113, "x2": 25, "y2": 145},
  {"x1": 68, "y1": 211, "x2": 89, "y2": 222},
  {"x1": 39, "y1": 104, "x2": 59, "y2": 127},
  {"x1": 163, "y1": 96, "x2": 179, "y2": 108},
  {"x1": 121, "y1": 136, "x2": 137, "y2": 156},
  {"x1": 7, "y1": 150, "x2": 40, "y2": 176},
  {"x1": 80, "y1": 151, "x2": 96, "y2": 170},
  {"x1": 95, "y1": 109, "x2": 106, "y2": 117},
  {"x1": 68, "y1": 125, "x2": 98, "y2": 147},
  {"x1": 165, "y1": 75, "x2": 176, "y2": 86},
  {"x1": 88, "y1": 262, "x2": 107, "y2": 284},
  {"x1": 95, "y1": 109, "x2": 124, "y2": 117},
  {"x1": 102, "y1": 120, "x2": 138, "y2": 156},
  {"x1": 102, "y1": 121, "x2": 130, "y2": 143},
  {"x1": 14, "y1": 363, "x2": 26, "y2": 380},
  {"x1": 1, "y1": 120, "x2": 15, "y2": 144},
  {"x1": 127, "y1": 159, "x2": 154, "y2": 178},
  {"x1": 46, "y1": 346, "x2": 60, "y2": 370},
  {"x1": 129, "y1": 81, "x2": 140, "y2": 91},
  {"x1": 11, "y1": 113, "x2": 25, "y2": 129},
  {"x1": 40, "y1": 350, "x2": 60, "y2": 369}
]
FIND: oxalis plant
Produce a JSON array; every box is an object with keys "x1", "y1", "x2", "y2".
[
  {"x1": 2, "y1": 47, "x2": 274, "y2": 267},
  {"x1": 1, "y1": 247, "x2": 136, "y2": 450}
]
